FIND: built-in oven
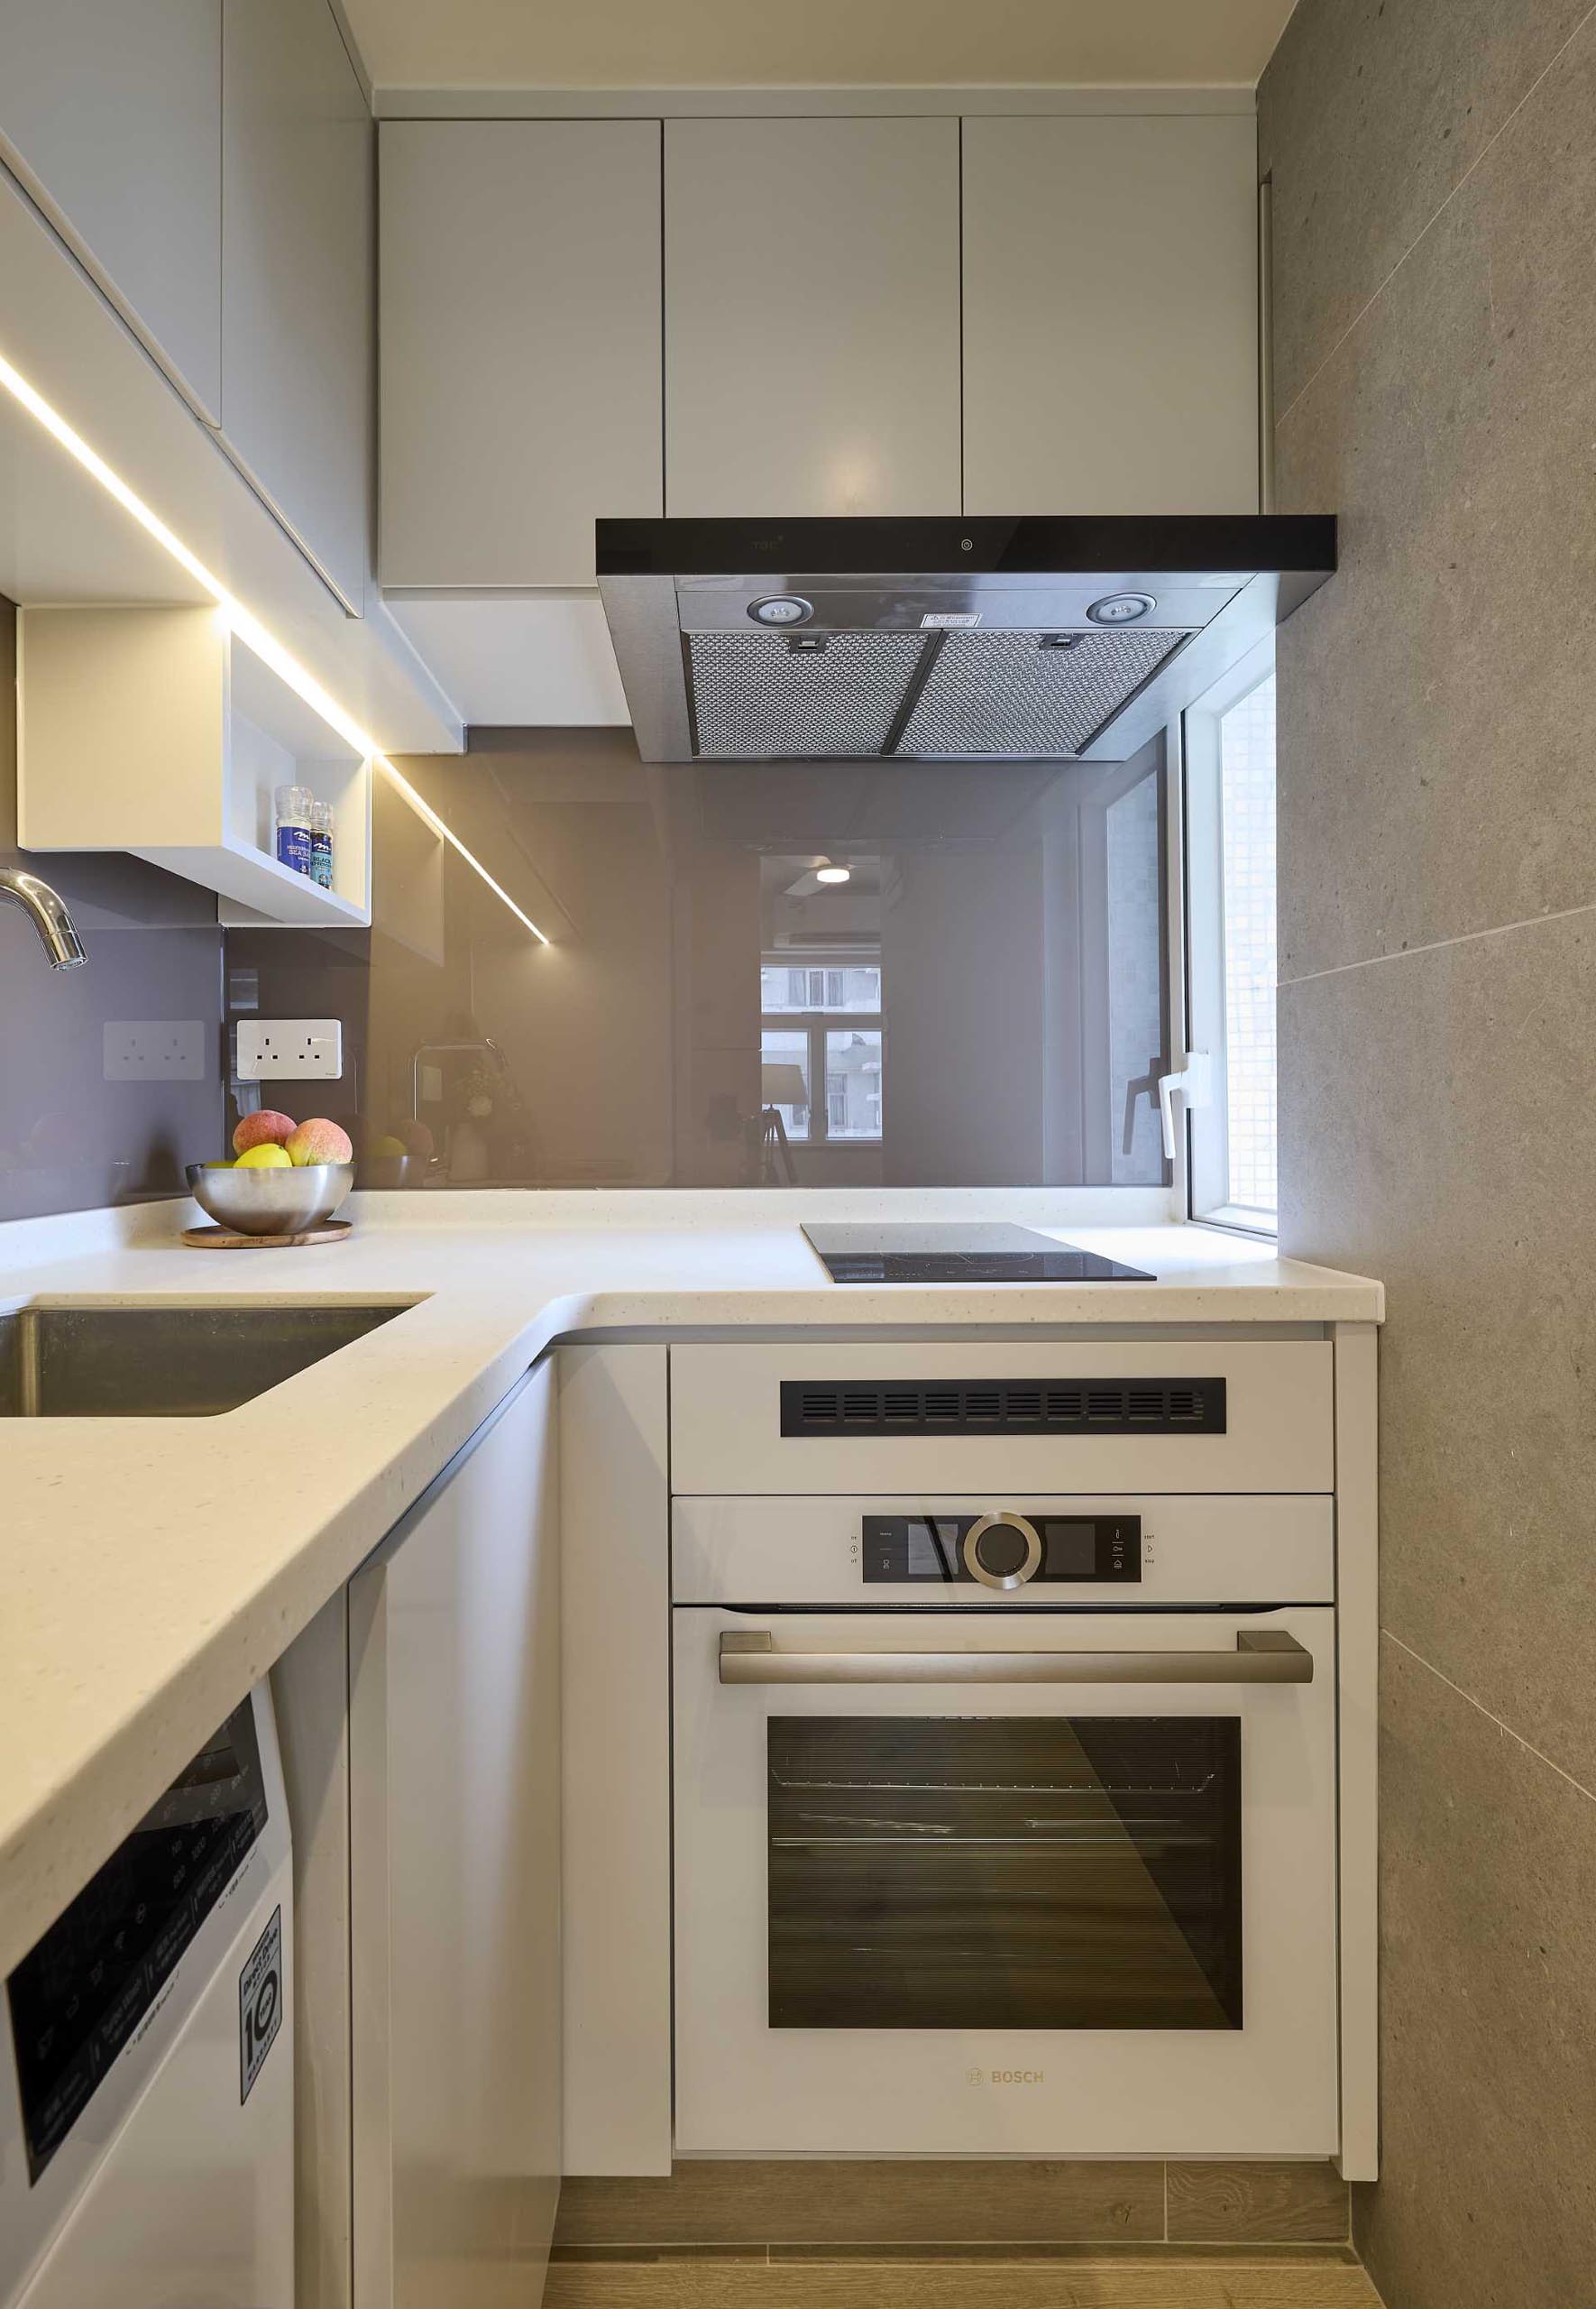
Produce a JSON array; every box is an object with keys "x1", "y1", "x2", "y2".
[{"x1": 672, "y1": 1493, "x2": 1338, "y2": 2157}]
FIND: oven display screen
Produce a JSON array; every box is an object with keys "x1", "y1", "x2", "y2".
[
  {"x1": 864, "y1": 1514, "x2": 1139, "y2": 1584},
  {"x1": 1041, "y1": 1519, "x2": 1098, "y2": 1575},
  {"x1": 904, "y1": 1520, "x2": 962, "y2": 1578}
]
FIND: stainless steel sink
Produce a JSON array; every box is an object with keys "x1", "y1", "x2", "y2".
[{"x1": 0, "y1": 1302, "x2": 407, "y2": 1417}]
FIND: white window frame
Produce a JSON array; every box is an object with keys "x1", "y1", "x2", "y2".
[
  {"x1": 1179, "y1": 635, "x2": 1278, "y2": 1237},
  {"x1": 760, "y1": 953, "x2": 884, "y2": 1147}
]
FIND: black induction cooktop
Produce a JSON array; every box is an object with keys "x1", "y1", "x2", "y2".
[{"x1": 801, "y1": 1224, "x2": 1156, "y2": 1284}]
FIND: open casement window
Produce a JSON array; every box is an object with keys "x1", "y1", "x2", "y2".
[{"x1": 1181, "y1": 638, "x2": 1279, "y2": 1235}]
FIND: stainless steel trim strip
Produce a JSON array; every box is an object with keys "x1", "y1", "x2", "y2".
[{"x1": 718, "y1": 1628, "x2": 1313, "y2": 1686}]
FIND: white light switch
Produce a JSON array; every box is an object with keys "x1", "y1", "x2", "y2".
[{"x1": 235, "y1": 1018, "x2": 343, "y2": 1080}]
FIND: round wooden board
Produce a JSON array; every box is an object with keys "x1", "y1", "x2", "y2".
[{"x1": 181, "y1": 1220, "x2": 353, "y2": 1249}]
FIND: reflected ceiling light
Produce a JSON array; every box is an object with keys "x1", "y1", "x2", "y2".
[
  {"x1": 0, "y1": 348, "x2": 549, "y2": 943},
  {"x1": 373, "y1": 757, "x2": 550, "y2": 944},
  {"x1": 814, "y1": 862, "x2": 851, "y2": 885}
]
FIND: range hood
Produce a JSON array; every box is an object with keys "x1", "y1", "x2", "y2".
[{"x1": 597, "y1": 515, "x2": 1335, "y2": 764}]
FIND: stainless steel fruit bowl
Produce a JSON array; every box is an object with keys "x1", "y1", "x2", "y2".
[{"x1": 185, "y1": 1162, "x2": 354, "y2": 1236}]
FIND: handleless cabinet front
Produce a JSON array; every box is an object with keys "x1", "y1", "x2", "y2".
[
  {"x1": 380, "y1": 120, "x2": 664, "y2": 587},
  {"x1": 0, "y1": 0, "x2": 222, "y2": 421},
  {"x1": 221, "y1": 0, "x2": 372, "y2": 613},
  {"x1": 348, "y1": 1364, "x2": 561, "y2": 2306},
  {"x1": 961, "y1": 114, "x2": 1260, "y2": 517},
  {"x1": 664, "y1": 117, "x2": 962, "y2": 518}
]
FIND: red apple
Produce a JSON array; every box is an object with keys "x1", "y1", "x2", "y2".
[
  {"x1": 284, "y1": 1117, "x2": 353, "y2": 1167},
  {"x1": 234, "y1": 1109, "x2": 297, "y2": 1156},
  {"x1": 395, "y1": 1118, "x2": 435, "y2": 1159}
]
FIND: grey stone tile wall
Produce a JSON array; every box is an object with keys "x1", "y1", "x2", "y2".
[{"x1": 1261, "y1": 3, "x2": 1596, "y2": 2298}]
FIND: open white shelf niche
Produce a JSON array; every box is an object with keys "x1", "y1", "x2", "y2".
[{"x1": 17, "y1": 604, "x2": 372, "y2": 928}]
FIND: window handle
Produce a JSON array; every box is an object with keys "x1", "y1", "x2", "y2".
[{"x1": 1156, "y1": 1050, "x2": 1212, "y2": 1161}]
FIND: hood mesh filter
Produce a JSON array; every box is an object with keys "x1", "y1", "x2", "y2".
[
  {"x1": 893, "y1": 627, "x2": 1196, "y2": 758},
  {"x1": 688, "y1": 630, "x2": 924, "y2": 758}
]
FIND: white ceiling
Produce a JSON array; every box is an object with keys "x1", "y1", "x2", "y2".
[{"x1": 344, "y1": 0, "x2": 1298, "y2": 95}]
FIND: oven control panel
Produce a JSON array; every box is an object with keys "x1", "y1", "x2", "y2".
[{"x1": 862, "y1": 1512, "x2": 1140, "y2": 1588}]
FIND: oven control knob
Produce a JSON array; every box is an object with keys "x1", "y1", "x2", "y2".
[{"x1": 963, "y1": 1512, "x2": 1042, "y2": 1591}]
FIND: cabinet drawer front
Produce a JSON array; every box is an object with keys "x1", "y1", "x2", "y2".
[{"x1": 670, "y1": 1341, "x2": 1333, "y2": 1494}]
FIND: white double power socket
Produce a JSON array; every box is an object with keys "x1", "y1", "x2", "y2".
[{"x1": 235, "y1": 1018, "x2": 344, "y2": 1081}]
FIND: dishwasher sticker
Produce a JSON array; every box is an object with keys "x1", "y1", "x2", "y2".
[{"x1": 239, "y1": 1906, "x2": 283, "y2": 2102}]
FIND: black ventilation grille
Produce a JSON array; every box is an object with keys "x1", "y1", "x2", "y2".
[{"x1": 779, "y1": 1377, "x2": 1226, "y2": 1438}]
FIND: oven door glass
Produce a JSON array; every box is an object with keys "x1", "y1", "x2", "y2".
[{"x1": 767, "y1": 1713, "x2": 1240, "y2": 2031}]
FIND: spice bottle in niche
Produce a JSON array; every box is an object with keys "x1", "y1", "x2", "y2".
[
  {"x1": 310, "y1": 801, "x2": 335, "y2": 890},
  {"x1": 274, "y1": 785, "x2": 314, "y2": 878}
]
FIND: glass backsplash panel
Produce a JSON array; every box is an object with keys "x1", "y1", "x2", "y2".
[
  {"x1": 0, "y1": 598, "x2": 226, "y2": 1223},
  {"x1": 225, "y1": 729, "x2": 1169, "y2": 1192}
]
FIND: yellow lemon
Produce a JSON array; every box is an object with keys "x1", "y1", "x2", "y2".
[{"x1": 235, "y1": 1142, "x2": 292, "y2": 1169}]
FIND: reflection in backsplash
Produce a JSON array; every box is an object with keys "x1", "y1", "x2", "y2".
[
  {"x1": 226, "y1": 728, "x2": 1169, "y2": 1192},
  {"x1": 0, "y1": 597, "x2": 226, "y2": 1224}
]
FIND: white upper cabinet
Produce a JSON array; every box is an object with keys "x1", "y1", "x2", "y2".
[
  {"x1": 664, "y1": 118, "x2": 961, "y2": 519},
  {"x1": 961, "y1": 115, "x2": 1259, "y2": 516},
  {"x1": 19, "y1": 606, "x2": 373, "y2": 928},
  {"x1": 380, "y1": 121, "x2": 664, "y2": 588},
  {"x1": 0, "y1": 0, "x2": 223, "y2": 420},
  {"x1": 221, "y1": 0, "x2": 373, "y2": 614}
]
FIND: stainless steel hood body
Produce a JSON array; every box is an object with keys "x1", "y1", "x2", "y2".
[{"x1": 596, "y1": 515, "x2": 1336, "y2": 764}]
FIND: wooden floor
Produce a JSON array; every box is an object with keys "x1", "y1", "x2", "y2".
[{"x1": 544, "y1": 2252, "x2": 1382, "y2": 2306}]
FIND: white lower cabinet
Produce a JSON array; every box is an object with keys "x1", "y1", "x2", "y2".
[
  {"x1": 347, "y1": 1361, "x2": 562, "y2": 2308},
  {"x1": 558, "y1": 1347, "x2": 672, "y2": 2176}
]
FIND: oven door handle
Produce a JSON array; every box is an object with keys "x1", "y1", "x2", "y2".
[{"x1": 718, "y1": 1629, "x2": 1314, "y2": 1685}]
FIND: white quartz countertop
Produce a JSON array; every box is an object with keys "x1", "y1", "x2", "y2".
[{"x1": 0, "y1": 1189, "x2": 1380, "y2": 1974}]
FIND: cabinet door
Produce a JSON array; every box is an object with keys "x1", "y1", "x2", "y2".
[
  {"x1": 380, "y1": 121, "x2": 663, "y2": 587},
  {"x1": 665, "y1": 118, "x2": 961, "y2": 518},
  {"x1": 0, "y1": 0, "x2": 222, "y2": 419},
  {"x1": 222, "y1": 0, "x2": 371, "y2": 613},
  {"x1": 349, "y1": 1363, "x2": 561, "y2": 2308},
  {"x1": 962, "y1": 115, "x2": 1259, "y2": 516}
]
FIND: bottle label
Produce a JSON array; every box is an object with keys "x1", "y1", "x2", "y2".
[{"x1": 277, "y1": 824, "x2": 313, "y2": 877}]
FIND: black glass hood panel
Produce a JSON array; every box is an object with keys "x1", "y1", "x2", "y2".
[
  {"x1": 597, "y1": 514, "x2": 1335, "y2": 766},
  {"x1": 802, "y1": 1222, "x2": 1156, "y2": 1283}
]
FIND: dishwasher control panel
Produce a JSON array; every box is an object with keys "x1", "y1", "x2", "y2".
[{"x1": 862, "y1": 1512, "x2": 1140, "y2": 1587}]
